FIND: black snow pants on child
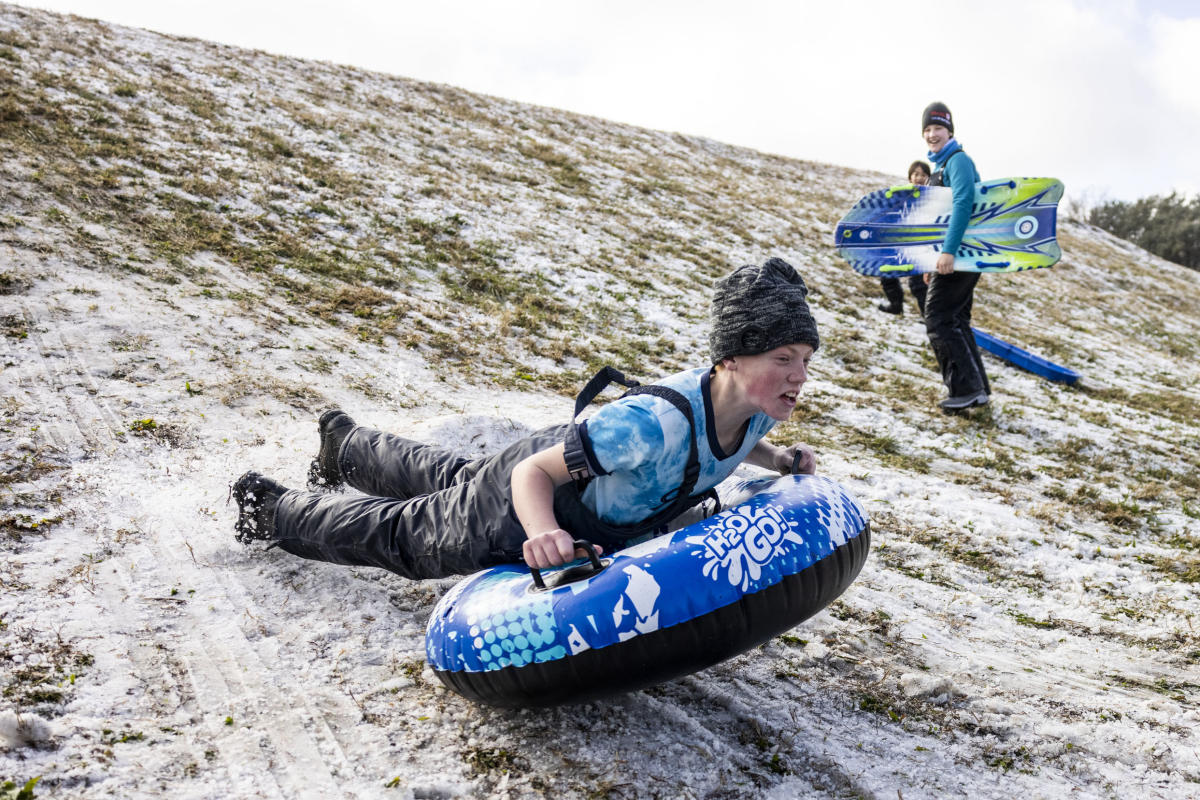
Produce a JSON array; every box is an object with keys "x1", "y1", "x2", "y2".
[
  {"x1": 880, "y1": 275, "x2": 929, "y2": 316},
  {"x1": 924, "y1": 271, "x2": 991, "y2": 398}
]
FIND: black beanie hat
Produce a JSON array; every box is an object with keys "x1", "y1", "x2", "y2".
[
  {"x1": 709, "y1": 257, "x2": 819, "y2": 364},
  {"x1": 921, "y1": 101, "x2": 954, "y2": 134}
]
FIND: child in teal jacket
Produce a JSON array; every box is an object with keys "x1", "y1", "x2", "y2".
[{"x1": 920, "y1": 102, "x2": 990, "y2": 412}]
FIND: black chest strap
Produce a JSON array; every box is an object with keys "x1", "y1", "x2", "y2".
[
  {"x1": 929, "y1": 149, "x2": 964, "y2": 187},
  {"x1": 556, "y1": 366, "x2": 716, "y2": 547}
]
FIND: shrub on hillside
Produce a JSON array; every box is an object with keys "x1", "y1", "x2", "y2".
[{"x1": 1088, "y1": 192, "x2": 1200, "y2": 271}]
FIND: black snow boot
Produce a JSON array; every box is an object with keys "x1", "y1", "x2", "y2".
[
  {"x1": 231, "y1": 471, "x2": 288, "y2": 543},
  {"x1": 306, "y1": 409, "x2": 356, "y2": 490},
  {"x1": 878, "y1": 277, "x2": 903, "y2": 314},
  {"x1": 938, "y1": 391, "x2": 989, "y2": 414}
]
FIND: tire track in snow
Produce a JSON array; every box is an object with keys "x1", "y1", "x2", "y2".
[{"x1": 21, "y1": 300, "x2": 369, "y2": 799}]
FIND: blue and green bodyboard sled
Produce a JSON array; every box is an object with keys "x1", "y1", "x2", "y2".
[{"x1": 834, "y1": 177, "x2": 1064, "y2": 277}]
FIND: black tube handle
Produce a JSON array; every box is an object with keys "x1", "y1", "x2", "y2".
[
  {"x1": 529, "y1": 539, "x2": 603, "y2": 590},
  {"x1": 780, "y1": 450, "x2": 808, "y2": 475}
]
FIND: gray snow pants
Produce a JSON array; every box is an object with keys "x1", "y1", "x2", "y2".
[{"x1": 272, "y1": 424, "x2": 570, "y2": 579}]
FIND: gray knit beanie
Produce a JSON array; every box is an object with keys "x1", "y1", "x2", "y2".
[{"x1": 709, "y1": 258, "x2": 819, "y2": 364}]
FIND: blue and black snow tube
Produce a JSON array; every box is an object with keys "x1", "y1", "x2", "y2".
[{"x1": 425, "y1": 474, "x2": 870, "y2": 707}]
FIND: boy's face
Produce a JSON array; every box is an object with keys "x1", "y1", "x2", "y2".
[
  {"x1": 923, "y1": 124, "x2": 951, "y2": 153},
  {"x1": 727, "y1": 343, "x2": 814, "y2": 421},
  {"x1": 910, "y1": 169, "x2": 930, "y2": 185}
]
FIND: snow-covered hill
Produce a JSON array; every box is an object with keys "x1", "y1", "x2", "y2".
[{"x1": 2, "y1": 4, "x2": 1198, "y2": 798}]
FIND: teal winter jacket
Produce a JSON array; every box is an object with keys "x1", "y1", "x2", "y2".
[{"x1": 931, "y1": 140, "x2": 980, "y2": 255}]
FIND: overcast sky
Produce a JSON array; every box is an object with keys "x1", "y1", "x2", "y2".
[{"x1": 12, "y1": 0, "x2": 1200, "y2": 204}]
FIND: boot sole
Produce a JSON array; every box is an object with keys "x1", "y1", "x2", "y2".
[{"x1": 307, "y1": 411, "x2": 354, "y2": 491}]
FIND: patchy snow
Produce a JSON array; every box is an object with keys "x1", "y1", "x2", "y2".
[{"x1": 2, "y1": 3, "x2": 1200, "y2": 799}]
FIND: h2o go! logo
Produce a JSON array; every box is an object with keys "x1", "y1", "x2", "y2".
[{"x1": 689, "y1": 504, "x2": 805, "y2": 592}]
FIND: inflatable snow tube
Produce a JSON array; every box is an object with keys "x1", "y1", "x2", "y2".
[{"x1": 424, "y1": 474, "x2": 870, "y2": 708}]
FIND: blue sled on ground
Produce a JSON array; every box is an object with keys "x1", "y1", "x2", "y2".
[{"x1": 972, "y1": 328, "x2": 1080, "y2": 385}]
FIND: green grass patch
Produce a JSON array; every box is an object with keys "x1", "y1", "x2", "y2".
[
  {"x1": 1010, "y1": 611, "x2": 1060, "y2": 629},
  {"x1": 1084, "y1": 385, "x2": 1200, "y2": 427}
]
